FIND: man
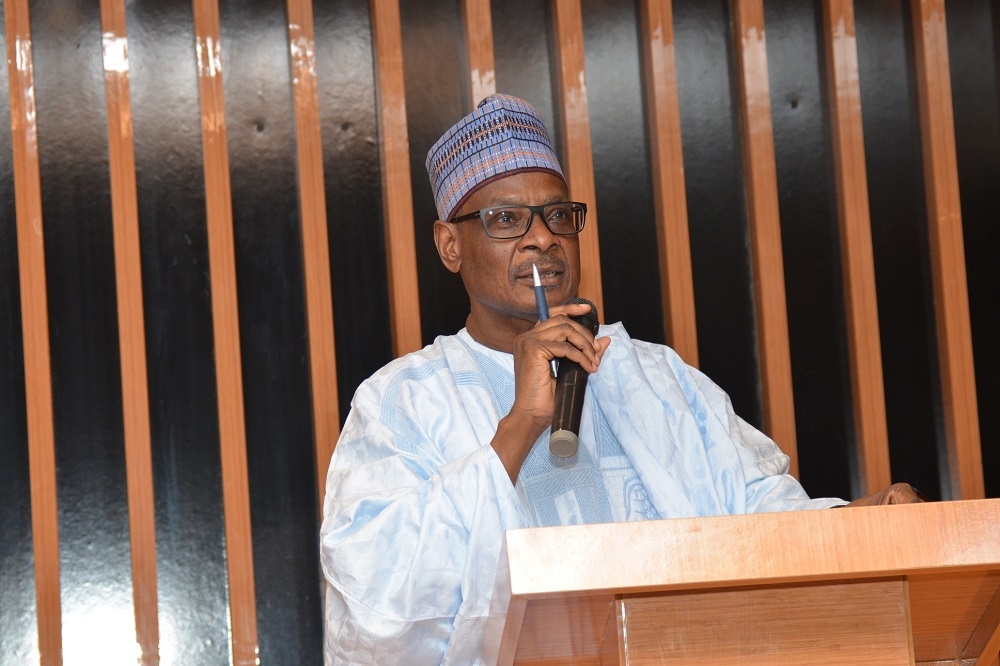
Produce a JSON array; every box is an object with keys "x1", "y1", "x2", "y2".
[{"x1": 320, "y1": 93, "x2": 920, "y2": 665}]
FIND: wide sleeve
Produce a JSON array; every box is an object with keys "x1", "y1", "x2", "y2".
[
  {"x1": 320, "y1": 361, "x2": 528, "y2": 665},
  {"x1": 686, "y1": 365, "x2": 848, "y2": 513},
  {"x1": 596, "y1": 324, "x2": 846, "y2": 517}
]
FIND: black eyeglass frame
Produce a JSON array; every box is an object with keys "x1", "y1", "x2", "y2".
[{"x1": 449, "y1": 201, "x2": 588, "y2": 239}]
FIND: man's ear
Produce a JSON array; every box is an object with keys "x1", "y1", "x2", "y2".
[{"x1": 434, "y1": 219, "x2": 462, "y2": 274}]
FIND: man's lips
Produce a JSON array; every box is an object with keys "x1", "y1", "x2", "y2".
[
  {"x1": 528, "y1": 268, "x2": 563, "y2": 287},
  {"x1": 517, "y1": 261, "x2": 565, "y2": 286}
]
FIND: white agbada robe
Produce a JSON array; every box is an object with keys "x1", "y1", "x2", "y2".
[{"x1": 321, "y1": 323, "x2": 845, "y2": 665}]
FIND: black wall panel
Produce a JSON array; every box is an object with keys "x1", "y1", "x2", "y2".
[
  {"x1": 764, "y1": 0, "x2": 853, "y2": 499},
  {"x1": 401, "y1": 0, "x2": 469, "y2": 343},
  {"x1": 0, "y1": 238, "x2": 35, "y2": 666},
  {"x1": 30, "y1": 0, "x2": 137, "y2": 658},
  {"x1": 855, "y1": 0, "x2": 943, "y2": 498},
  {"x1": 0, "y1": 15, "x2": 39, "y2": 664},
  {"x1": 128, "y1": 1, "x2": 231, "y2": 663},
  {"x1": 219, "y1": 0, "x2": 322, "y2": 662},
  {"x1": 948, "y1": 0, "x2": 1000, "y2": 498},
  {"x1": 314, "y1": 0, "x2": 391, "y2": 424},
  {"x1": 673, "y1": 0, "x2": 762, "y2": 429},
  {"x1": 582, "y1": 0, "x2": 664, "y2": 346},
  {"x1": 491, "y1": 0, "x2": 560, "y2": 154}
]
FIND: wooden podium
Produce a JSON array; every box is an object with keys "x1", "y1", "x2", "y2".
[{"x1": 496, "y1": 499, "x2": 1000, "y2": 665}]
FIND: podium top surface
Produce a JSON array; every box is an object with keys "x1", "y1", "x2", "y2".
[{"x1": 504, "y1": 498, "x2": 1000, "y2": 598}]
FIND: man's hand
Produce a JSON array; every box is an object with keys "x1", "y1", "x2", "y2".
[
  {"x1": 491, "y1": 301, "x2": 610, "y2": 484},
  {"x1": 844, "y1": 482, "x2": 926, "y2": 507}
]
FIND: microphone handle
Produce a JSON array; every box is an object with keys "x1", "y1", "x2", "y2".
[
  {"x1": 549, "y1": 297, "x2": 600, "y2": 458},
  {"x1": 549, "y1": 359, "x2": 587, "y2": 457}
]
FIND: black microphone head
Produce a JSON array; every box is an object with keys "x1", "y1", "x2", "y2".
[{"x1": 566, "y1": 297, "x2": 599, "y2": 334}]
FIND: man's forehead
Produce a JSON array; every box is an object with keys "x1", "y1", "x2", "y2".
[{"x1": 465, "y1": 172, "x2": 569, "y2": 210}]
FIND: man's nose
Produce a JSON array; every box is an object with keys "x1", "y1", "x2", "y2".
[{"x1": 521, "y1": 211, "x2": 556, "y2": 246}]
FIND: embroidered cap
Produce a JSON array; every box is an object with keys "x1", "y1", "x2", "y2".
[{"x1": 425, "y1": 94, "x2": 565, "y2": 222}]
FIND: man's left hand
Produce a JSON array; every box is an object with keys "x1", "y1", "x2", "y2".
[{"x1": 844, "y1": 482, "x2": 926, "y2": 506}]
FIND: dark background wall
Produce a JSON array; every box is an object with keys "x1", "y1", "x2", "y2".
[{"x1": 1, "y1": 0, "x2": 996, "y2": 663}]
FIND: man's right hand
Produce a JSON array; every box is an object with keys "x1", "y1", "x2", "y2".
[{"x1": 491, "y1": 302, "x2": 610, "y2": 484}]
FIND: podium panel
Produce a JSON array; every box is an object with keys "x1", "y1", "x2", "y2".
[
  {"x1": 616, "y1": 579, "x2": 912, "y2": 665},
  {"x1": 497, "y1": 500, "x2": 1000, "y2": 666},
  {"x1": 511, "y1": 596, "x2": 615, "y2": 665}
]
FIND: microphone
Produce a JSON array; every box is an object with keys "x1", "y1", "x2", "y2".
[{"x1": 549, "y1": 298, "x2": 599, "y2": 458}]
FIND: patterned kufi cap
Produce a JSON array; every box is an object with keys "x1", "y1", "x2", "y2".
[{"x1": 425, "y1": 94, "x2": 565, "y2": 221}]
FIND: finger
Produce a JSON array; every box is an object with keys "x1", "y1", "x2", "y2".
[
  {"x1": 889, "y1": 483, "x2": 926, "y2": 504},
  {"x1": 536, "y1": 336, "x2": 598, "y2": 371},
  {"x1": 546, "y1": 304, "x2": 601, "y2": 341},
  {"x1": 533, "y1": 313, "x2": 601, "y2": 353},
  {"x1": 521, "y1": 315, "x2": 605, "y2": 376},
  {"x1": 547, "y1": 301, "x2": 596, "y2": 319},
  {"x1": 551, "y1": 326, "x2": 603, "y2": 369},
  {"x1": 595, "y1": 336, "x2": 611, "y2": 363},
  {"x1": 871, "y1": 483, "x2": 922, "y2": 505}
]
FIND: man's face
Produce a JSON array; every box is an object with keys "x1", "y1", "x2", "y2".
[{"x1": 437, "y1": 170, "x2": 582, "y2": 342}]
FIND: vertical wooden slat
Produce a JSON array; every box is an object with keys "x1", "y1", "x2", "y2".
[
  {"x1": 462, "y1": 0, "x2": 496, "y2": 107},
  {"x1": 98, "y1": 1, "x2": 160, "y2": 662},
  {"x1": 551, "y1": 0, "x2": 604, "y2": 315},
  {"x1": 369, "y1": 0, "x2": 423, "y2": 357},
  {"x1": 285, "y1": 0, "x2": 341, "y2": 510},
  {"x1": 4, "y1": 2, "x2": 63, "y2": 664},
  {"x1": 731, "y1": 0, "x2": 798, "y2": 475},
  {"x1": 910, "y1": 0, "x2": 984, "y2": 499},
  {"x1": 190, "y1": 1, "x2": 260, "y2": 663},
  {"x1": 638, "y1": 0, "x2": 699, "y2": 365},
  {"x1": 821, "y1": 0, "x2": 892, "y2": 496}
]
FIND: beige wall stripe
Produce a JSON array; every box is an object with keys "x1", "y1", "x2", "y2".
[
  {"x1": 370, "y1": 0, "x2": 423, "y2": 357},
  {"x1": 732, "y1": 0, "x2": 799, "y2": 475},
  {"x1": 639, "y1": 0, "x2": 699, "y2": 366},
  {"x1": 910, "y1": 0, "x2": 983, "y2": 499},
  {"x1": 822, "y1": 0, "x2": 892, "y2": 495},
  {"x1": 191, "y1": 0, "x2": 260, "y2": 661},
  {"x1": 99, "y1": 0, "x2": 160, "y2": 661},
  {"x1": 551, "y1": 0, "x2": 604, "y2": 316},
  {"x1": 462, "y1": 0, "x2": 496, "y2": 106},
  {"x1": 286, "y1": 0, "x2": 342, "y2": 509},
  {"x1": 4, "y1": 1, "x2": 63, "y2": 662}
]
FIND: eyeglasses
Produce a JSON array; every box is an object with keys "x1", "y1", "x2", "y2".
[{"x1": 450, "y1": 202, "x2": 587, "y2": 239}]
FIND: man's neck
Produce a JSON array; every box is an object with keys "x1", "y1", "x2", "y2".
[{"x1": 464, "y1": 311, "x2": 535, "y2": 354}]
